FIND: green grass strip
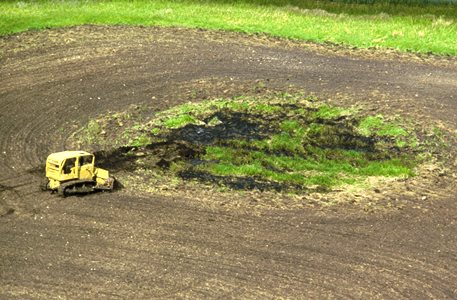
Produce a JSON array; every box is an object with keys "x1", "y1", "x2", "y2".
[
  {"x1": 202, "y1": 146, "x2": 413, "y2": 188},
  {"x1": 1, "y1": 0, "x2": 457, "y2": 55}
]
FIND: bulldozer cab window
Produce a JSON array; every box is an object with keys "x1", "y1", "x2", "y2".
[
  {"x1": 79, "y1": 155, "x2": 93, "y2": 166},
  {"x1": 62, "y1": 158, "x2": 76, "y2": 174}
]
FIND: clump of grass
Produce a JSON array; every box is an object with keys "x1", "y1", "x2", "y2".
[
  {"x1": 280, "y1": 120, "x2": 303, "y2": 133},
  {"x1": 164, "y1": 114, "x2": 198, "y2": 129},
  {"x1": 358, "y1": 115, "x2": 408, "y2": 137},
  {"x1": 81, "y1": 120, "x2": 101, "y2": 145},
  {"x1": 313, "y1": 105, "x2": 357, "y2": 120},
  {"x1": 252, "y1": 103, "x2": 282, "y2": 114},
  {"x1": 270, "y1": 132, "x2": 306, "y2": 153},
  {"x1": 130, "y1": 134, "x2": 152, "y2": 147}
]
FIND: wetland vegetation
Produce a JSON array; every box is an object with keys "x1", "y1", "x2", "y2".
[{"x1": 74, "y1": 93, "x2": 427, "y2": 194}]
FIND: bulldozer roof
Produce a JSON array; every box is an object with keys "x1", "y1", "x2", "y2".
[{"x1": 47, "y1": 151, "x2": 92, "y2": 164}]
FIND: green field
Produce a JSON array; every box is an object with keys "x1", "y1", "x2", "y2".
[{"x1": 1, "y1": 0, "x2": 456, "y2": 56}]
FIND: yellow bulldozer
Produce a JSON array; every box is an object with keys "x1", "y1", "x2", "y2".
[{"x1": 41, "y1": 151, "x2": 115, "y2": 197}]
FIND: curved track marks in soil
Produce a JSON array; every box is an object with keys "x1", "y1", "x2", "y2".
[{"x1": 1, "y1": 26, "x2": 457, "y2": 298}]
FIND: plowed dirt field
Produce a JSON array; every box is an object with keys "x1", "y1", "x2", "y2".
[{"x1": 1, "y1": 26, "x2": 457, "y2": 298}]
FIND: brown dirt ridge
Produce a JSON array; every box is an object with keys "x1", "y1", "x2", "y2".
[{"x1": 1, "y1": 25, "x2": 457, "y2": 298}]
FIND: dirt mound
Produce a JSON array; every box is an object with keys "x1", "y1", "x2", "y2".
[{"x1": 84, "y1": 96, "x2": 430, "y2": 197}]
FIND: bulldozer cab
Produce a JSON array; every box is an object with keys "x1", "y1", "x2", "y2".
[{"x1": 46, "y1": 151, "x2": 95, "y2": 182}]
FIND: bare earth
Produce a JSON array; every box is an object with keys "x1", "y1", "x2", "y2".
[{"x1": 1, "y1": 26, "x2": 457, "y2": 299}]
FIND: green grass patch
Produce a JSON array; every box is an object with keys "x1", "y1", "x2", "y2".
[
  {"x1": 252, "y1": 103, "x2": 283, "y2": 114},
  {"x1": 1, "y1": 0, "x2": 457, "y2": 55},
  {"x1": 201, "y1": 138, "x2": 414, "y2": 189},
  {"x1": 75, "y1": 93, "x2": 433, "y2": 193},
  {"x1": 129, "y1": 134, "x2": 152, "y2": 147},
  {"x1": 358, "y1": 115, "x2": 408, "y2": 137},
  {"x1": 164, "y1": 114, "x2": 198, "y2": 129},
  {"x1": 313, "y1": 104, "x2": 357, "y2": 120},
  {"x1": 80, "y1": 119, "x2": 102, "y2": 145}
]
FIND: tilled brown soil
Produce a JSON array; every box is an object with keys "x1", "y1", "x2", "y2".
[{"x1": 1, "y1": 26, "x2": 457, "y2": 298}]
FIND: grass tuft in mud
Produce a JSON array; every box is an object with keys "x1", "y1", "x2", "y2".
[{"x1": 74, "y1": 93, "x2": 431, "y2": 194}]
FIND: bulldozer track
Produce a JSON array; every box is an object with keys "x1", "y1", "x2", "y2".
[{"x1": 57, "y1": 179, "x2": 96, "y2": 197}]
